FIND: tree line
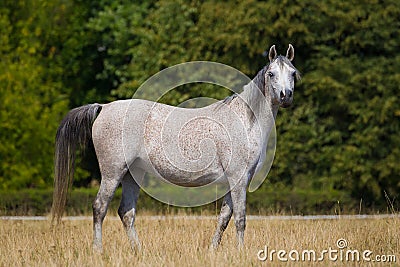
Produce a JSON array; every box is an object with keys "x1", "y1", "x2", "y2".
[{"x1": 0, "y1": 0, "x2": 399, "y2": 213}]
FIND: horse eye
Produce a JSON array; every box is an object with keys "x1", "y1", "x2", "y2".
[
  {"x1": 292, "y1": 72, "x2": 297, "y2": 78},
  {"x1": 267, "y1": 71, "x2": 274, "y2": 77}
]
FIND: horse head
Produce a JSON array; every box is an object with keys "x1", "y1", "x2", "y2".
[{"x1": 266, "y1": 44, "x2": 300, "y2": 108}]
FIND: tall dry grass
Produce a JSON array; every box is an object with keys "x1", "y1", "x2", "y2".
[{"x1": 0, "y1": 216, "x2": 398, "y2": 266}]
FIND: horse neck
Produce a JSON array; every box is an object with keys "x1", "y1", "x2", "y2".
[{"x1": 237, "y1": 75, "x2": 278, "y2": 130}]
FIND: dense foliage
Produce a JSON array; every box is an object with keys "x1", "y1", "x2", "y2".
[{"x1": 1, "y1": 0, "x2": 399, "y2": 213}]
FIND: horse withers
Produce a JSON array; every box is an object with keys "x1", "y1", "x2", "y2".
[{"x1": 52, "y1": 44, "x2": 300, "y2": 252}]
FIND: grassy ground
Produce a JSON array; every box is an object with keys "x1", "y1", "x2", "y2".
[{"x1": 0, "y1": 216, "x2": 398, "y2": 266}]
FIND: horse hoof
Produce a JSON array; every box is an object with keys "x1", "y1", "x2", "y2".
[{"x1": 93, "y1": 244, "x2": 103, "y2": 254}]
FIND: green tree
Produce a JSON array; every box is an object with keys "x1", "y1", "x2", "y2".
[
  {"x1": 0, "y1": 1, "x2": 68, "y2": 189},
  {"x1": 1, "y1": 0, "x2": 398, "y2": 212}
]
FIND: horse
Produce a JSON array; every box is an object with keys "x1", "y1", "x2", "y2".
[{"x1": 51, "y1": 44, "x2": 300, "y2": 252}]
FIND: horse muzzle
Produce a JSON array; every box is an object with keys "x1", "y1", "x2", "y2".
[{"x1": 279, "y1": 89, "x2": 293, "y2": 108}]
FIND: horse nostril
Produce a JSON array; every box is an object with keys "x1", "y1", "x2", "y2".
[
  {"x1": 280, "y1": 91, "x2": 285, "y2": 99},
  {"x1": 286, "y1": 90, "x2": 293, "y2": 98}
]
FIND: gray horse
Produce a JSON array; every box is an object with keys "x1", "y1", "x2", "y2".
[{"x1": 52, "y1": 44, "x2": 300, "y2": 252}]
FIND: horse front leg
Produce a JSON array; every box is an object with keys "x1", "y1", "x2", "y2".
[
  {"x1": 211, "y1": 192, "x2": 233, "y2": 249},
  {"x1": 230, "y1": 180, "x2": 247, "y2": 248}
]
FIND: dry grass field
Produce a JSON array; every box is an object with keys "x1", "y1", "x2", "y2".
[{"x1": 0, "y1": 216, "x2": 398, "y2": 266}]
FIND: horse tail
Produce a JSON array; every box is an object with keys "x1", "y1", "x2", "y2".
[{"x1": 51, "y1": 103, "x2": 102, "y2": 223}]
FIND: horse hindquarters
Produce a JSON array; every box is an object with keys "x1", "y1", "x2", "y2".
[{"x1": 91, "y1": 105, "x2": 131, "y2": 252}]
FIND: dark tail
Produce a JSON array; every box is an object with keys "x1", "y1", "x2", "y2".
[{"x1": 51, "y1": 103, "x2": 102, "y2": 223}]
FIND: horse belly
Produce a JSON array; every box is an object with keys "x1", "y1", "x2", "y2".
[{"x1": 143, "y1": 154, "x2": 226, "y2": 187}]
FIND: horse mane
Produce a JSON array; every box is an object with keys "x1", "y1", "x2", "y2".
[
  {"x1": 240, "y1": 65, "x2": 268, "y2": 122},
  {"x1": 214, "y1": 65, "x2": 268, "y2": 122},
  {"x1": 249, "y1": 65, "x2": 268, "y2": 96},
  {"x1": 221, "y1": 93, "x2": 238, "y2": 105}
]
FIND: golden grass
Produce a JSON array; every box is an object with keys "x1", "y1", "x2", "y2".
[{"x1": 0, "y1": 216, "x2": 398, "y2": 266}]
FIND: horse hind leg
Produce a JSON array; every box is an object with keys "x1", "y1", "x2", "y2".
[
  {"x1": 93, "y1": 166, "x2": 127, "y2": 252},
  {"x1": 118, "y1": 169, "x2": 143, "y2": 251},
  {"x1": 210, "y1": 192, "x2": 233, "y2": 249}
]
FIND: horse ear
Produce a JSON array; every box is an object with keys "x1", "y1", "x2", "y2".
[
  {"x1": 268, "y1": 45, "x2": 277, "y2": 62},
  {"x1": 286, "y1": 44, "x2": 294, "y2": 61}
]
